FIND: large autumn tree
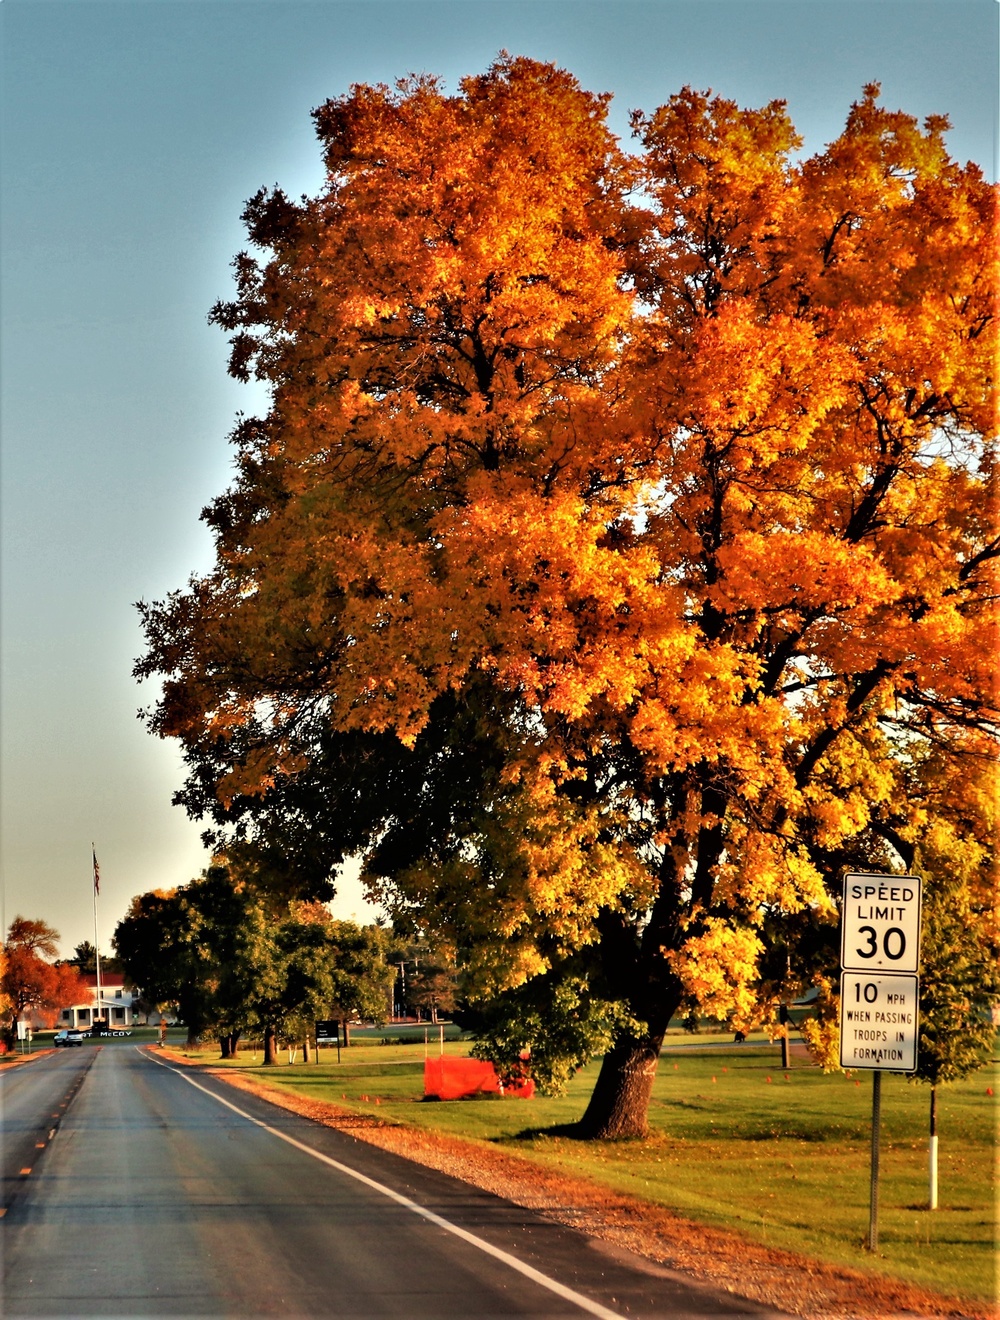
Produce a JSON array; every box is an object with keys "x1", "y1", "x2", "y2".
[{"x1": 137, "y1": 58, "x2": 998, "y2": 1137}]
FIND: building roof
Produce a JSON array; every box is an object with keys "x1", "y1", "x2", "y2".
[{"x1": 81, "y1": 971, "x2": 125, "y2": 988}]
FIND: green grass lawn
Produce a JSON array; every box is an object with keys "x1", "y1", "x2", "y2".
[{"x1": 172, "y1": 1035, "x2": 997, "y2": 1303}]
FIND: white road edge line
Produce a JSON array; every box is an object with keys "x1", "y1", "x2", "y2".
[{"x1": 141, "y1": 1047, "x2": 625, "y2": 1320}]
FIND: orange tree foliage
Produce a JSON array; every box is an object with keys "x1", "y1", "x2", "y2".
[
  {"x1": 2, "y1": 917, "x2": 89, "y2": 1040},
  {"x1": 137, "y1": 59, "x2": 998, "y2": 1137}
]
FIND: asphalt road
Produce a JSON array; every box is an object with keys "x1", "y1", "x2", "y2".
[
  {"x1": 1, "y1": 1045, "x2": 791, "y2": 1319},
  {"x1": 1, "y1": 1046, "x2": 95, "y2": 1210}
]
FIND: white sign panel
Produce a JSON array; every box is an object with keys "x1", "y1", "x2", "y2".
[
  {"x1": 840, "y1": 972, "x2": 919, "y2": 1072},
  {"x1": 841, "y1": 872, "x2": 921, "y2": 974}
]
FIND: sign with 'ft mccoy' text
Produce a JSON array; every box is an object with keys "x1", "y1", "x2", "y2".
[{"x1": 841, "y1": 872, "x2": 921, "y2": 974}]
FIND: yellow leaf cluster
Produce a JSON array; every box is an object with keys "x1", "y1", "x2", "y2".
[{"x1": 665, "y1": 918, "x2": 764, "y2": 1024}]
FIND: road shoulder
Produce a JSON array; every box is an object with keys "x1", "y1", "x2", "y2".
[{"x1": 150, "y1": 1048, "x2": 991, "y2": 1320}]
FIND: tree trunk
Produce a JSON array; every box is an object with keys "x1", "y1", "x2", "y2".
[
  {"x1": 263, "y1": 1025, "x2": 278, "y2": 1066},
  {"x1": 220, "y1": 1034, "x2": 232, "y2": 1059},
  {"x1": 229, "y1": 1031, "x2": 240, "y2": 1058},
  {"x1": 928, "y1": 1085, "x2": 939, "y2": 1210},
  {"x1": 303, "y1": 1036, "x2": 311, "y2": 1063},
  {"x1": 576, "y1": 1030, "x2": 665, "y2": 1139},
  {"x1": 341, "y1": 1019, "x2": 351, "y2": 1048},
  {"x1": 779, "y1": 1003, "x2": 791, "y2": 1070}
]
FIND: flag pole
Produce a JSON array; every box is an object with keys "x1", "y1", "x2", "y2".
[{"x1": 92, "y1": 845, "x2": 103, "y2": 1032}]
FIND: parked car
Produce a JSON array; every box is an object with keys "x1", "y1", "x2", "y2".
[{"x1": 53, "y1": 1029, "x2": 84, "y2": 1047}]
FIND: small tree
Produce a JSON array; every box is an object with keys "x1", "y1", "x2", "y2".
[
  {"x1": 114, "y1": 887, "x2": 216, "y2": 1044},
  {"x1": 910, "y1": 827, "x2": 999, "y2": 1209},
  {"x1": 69, "y1": 940, "x2": 122, "y2": 977},
  {"x1": 71, "y1": 940, "x2": 98, "y2": 974},
  {"x1": 394, "y1": 934, "x2": 458, "y2": 1024},
  {"x1": 1, "y1": 917, "x2": 88, "y2": 1045},
  {"x1": 217, "y1": 902, "x2": 392, "y2": 1064},
  {"x1": 7, "y1": 917, "x2": 58, "y2": 959},
  {"x1": 115, "y1": 865, "x2": 275, "y2": 1053},
  {"x1": 407, "y1": 961, "x2": 457, "y2": 1024}
]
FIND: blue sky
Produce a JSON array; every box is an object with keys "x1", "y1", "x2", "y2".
[{"x1": 2, "y1": 0, "x2": 997, "y2": 958}]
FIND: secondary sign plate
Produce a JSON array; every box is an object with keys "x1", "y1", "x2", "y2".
[
  {"x1": 840, "y1": 972, "x2": 919, "y2": 1072},
  {"x1": 841, "y1": 872, "x2": 921, "y2": 974}
]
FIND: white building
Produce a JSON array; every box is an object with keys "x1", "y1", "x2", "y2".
[{"x1": 57, "y1": 972, "x2": 135, "y2": 1030}]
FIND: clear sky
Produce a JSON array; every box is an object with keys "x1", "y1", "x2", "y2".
[{"x1": 2, "y1": 0, "x2": 997, "y2": 960}]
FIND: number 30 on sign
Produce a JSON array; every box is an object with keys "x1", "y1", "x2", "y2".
[{"x1": 841, "y1": 872, "x2": 921, "y2": 974}]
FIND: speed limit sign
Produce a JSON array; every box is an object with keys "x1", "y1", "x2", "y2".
[{"x1": 841, "y1": 872, "x2": 921, "y2": 974}]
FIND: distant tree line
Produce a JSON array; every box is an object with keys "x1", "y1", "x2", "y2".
[{"x1": 112, "y1": 861, "x2": 397, "y2": 1062}]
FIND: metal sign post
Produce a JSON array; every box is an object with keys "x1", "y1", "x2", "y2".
[
  {"x1": 869, "y1": 1070, "x2": 882, "y2": 1252},
  {"x1": 839, "y1": 872, "x2": 922, "y2": 1253}
]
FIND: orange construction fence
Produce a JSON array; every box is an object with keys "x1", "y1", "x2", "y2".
[{"x1": 423, "y1": 1056, "x2": 535, "y2": 1100}]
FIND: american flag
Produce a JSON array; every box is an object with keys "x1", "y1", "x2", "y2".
[{"x1": 92, "y1": 846, "x2": 100, "y2": 896}]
